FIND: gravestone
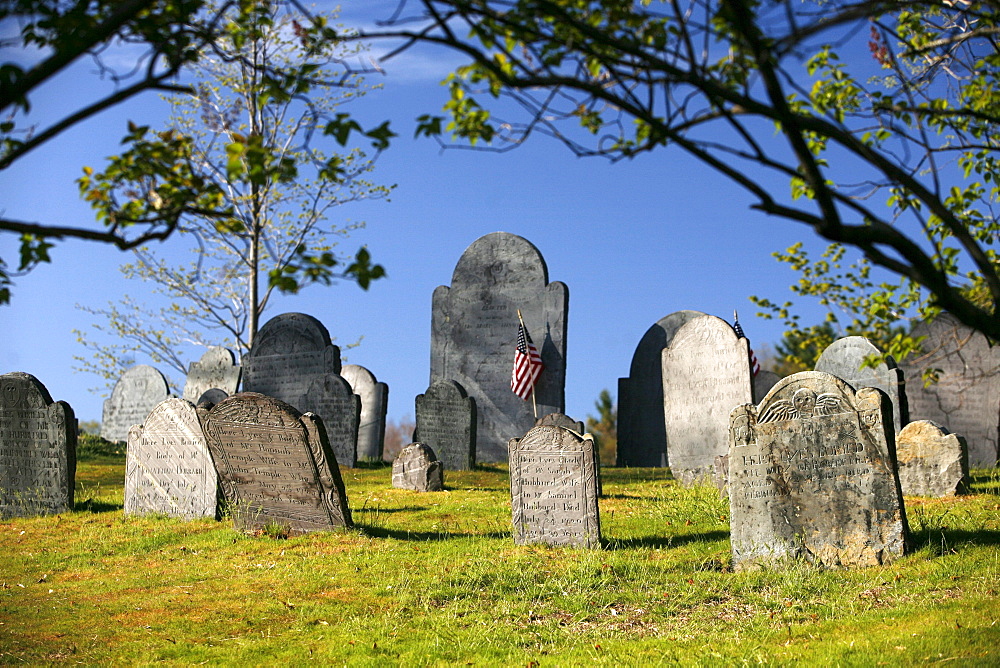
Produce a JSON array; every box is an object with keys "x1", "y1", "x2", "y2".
[
  {"x1": 900, "y1": 314, "x2": 1000, "y2": 467},
  {"x1": 197, "y1": 388, "x2": 229, "y2": 406},
  {"x1": 0, "y1": 372, "x2": 75, "y2": 518},
  {"x1": 301, "y1": 375, "x2": 361, "y2": 468},
  {"x1": 182, "y1": 346, "x2": 241, "y2": 403},
  {"x1": 617, "y1": 310, "x2": 705, "y2": 467},
  {"x1": 431, "y1": 232, "x2": 568, "y2": 462},
  {"x1": 414, "y1": 380, "x2": 477, "y2": 471},
  {"x1": 728, "y1": 371, "x2": 908, "y2": 570},
  {"x1": 896, "y1": 420, "x2": 969, "y2": 497},
  {"x1": 508, "y1": 425, "x2": 601, "y2": 548},
  {"x1": 536, "y1": 412, "x2": 585, "y2": 434},
  {"x1": 392, "y1": 443, "x2": 444, "y2": 492},
  {"x1": 124, "y1": 397, "x2": 218, "y2": 518},
  {"x1": 661, "y1": 314, "x2": 753, "y2": 485},
  {"x1": 200, "y1": 393, "x2": 352, "y2": 534},
  {"x1": 815, "y1": 336, "x2": 908, "y2": 433},
  {"x1": 101, "y1": 365, "x2": 170, "y2": 443},
  {"x1": 341, "y1": 364, "x2": 388, "y2": 461},
  {"x1": 753, "y1": 370, "x2": 781, "y2": 404}
]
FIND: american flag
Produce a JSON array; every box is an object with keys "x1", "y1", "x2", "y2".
[
  {"x1": 511, "y1": 321, "x2": 544, "y2": 400},
  {"x1": 733, "y1": 311, "x2": 760, "y2": 377}
]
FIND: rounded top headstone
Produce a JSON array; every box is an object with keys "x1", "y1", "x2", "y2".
[
  {"x1": 424, "y1": 379, "x2": 470, "y2": 401},
  {"x1": 629, "y1": 310, "x2": 706, "y2": 376},
  {"x1": 340, "y1": 364, "x2": 378, "y2": 389},
  {"x1": 251, "y1": 313, "x2": 331, "y2": 356},
  {"x1": 451, "y1": 232, "x2": 549, "y2": 288},
  {"x1": 1, "y1": 371, "x2": 55, "y2": 409}
]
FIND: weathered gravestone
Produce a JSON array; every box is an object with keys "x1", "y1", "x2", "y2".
[
  {"x1": 617, "y1": 310, "x2": 705, "y2": 467},
  {"x1": 301, "y1": 375, "x2": 360, "y2": 468},
  {"x1": 536, "y1": 412, "x2": 585, "y2": 434},
  {"x1": 508, "y1": 425, "x2": 601, "y2": 548},
  {"x1": 125, "y1": 398, "x2": 218, "y2": 519},
  {"x1": 182, "y1": 347, "x2": 241, "y2": 403},
  {"x1": 101, "y1": 365, "x2": 170, "y2": 443},
  {"x1": 197, "y1": 388, "x2": 229, "y2": 406},
  {"x1": 816, "y1": 336, "x2": 908, "y2": 433},
  {"x1": 753, "y1": 370, "x2": 781, "y2": 404},
  {"x1": 392, "y1": 443, "x2": 444, "y2": 492},
  {"x1": 414, "y1": 380, "x2": 477, "y2": 470},
  {"x1": 0, "y1": 372, "x2": 75, "y2": 518},
  {"x1": 200, "y1": 393, "x2": 352, "y2": 534},
  {"x1": 896, "y1": 420, "x2": 969, "y2": 497},
  {"x1": 431, "y1": 232, "x2": 568, "y2": 462},
  {"x1": 662, "y1": 314, "x2": 753, "y2": 485},
  {"x1": 728, "y1": 371, "x2": 908, "y2": 570},
  {"x1": 341, "y1": 364, "x2": 388, "y2": 461},
  {"x1": 900, "y1": 314, "x2": 1000, "y2": 467}
]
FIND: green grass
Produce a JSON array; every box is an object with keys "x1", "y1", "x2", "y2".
[{"x1": 1, "y1": 461, "x2": 998, "y2": 665}]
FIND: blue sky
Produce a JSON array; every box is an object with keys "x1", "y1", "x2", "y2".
[{"x1": 0, "y1": 2, "x2": 851, "y2": 427}]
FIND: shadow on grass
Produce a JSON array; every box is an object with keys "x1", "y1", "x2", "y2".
[
  {"x1": 910, "y1": 528, "x2": 1000, "y2": 551},
  {"x1": 73, "y1": 499, "x2": 122, "y2": 513},
  {"x1": 353, "y1": 506, "x2": 430, "y2": 514},
  {"x1": 355, "y1": 524, "x2": 510, "y2": 542},
  {"x1": 604, "y1": 530, "x2": 730, "y2": 550},
  {"x1": 353, "y1": 460, "x2": 393, "y2": 470}
]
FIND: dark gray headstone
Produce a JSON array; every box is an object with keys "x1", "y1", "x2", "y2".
[
  {"x1": 728, "y1": 371, "x2": 908, "y2": 570},
  {"x1": 0, "y1": 372, "x2": 75, "y2": 518},
  {"x1": 536, "y1": 412, "x2": 585, "y2": 434},
  {"x1": 392, "y1": 443, "x2": 444, "y2": 492},
  {"x1": 617, "y1": 310, "x2": 705, "y2": 467},
  {"x1": 662, "y1": 315, "x2": 753, "y2": 485},
  {"x1": 896, "y1": 420, "x2": 969, "y2": 497},
  {"x1": 900, "y1": 315, "x2": 1000, "y2": 467},
  {"x1": 414, "y1": 380, "x2": 477, "y2": 470},
  {"x1": 101, "y1": 365, "x2": 170, "y2": 443},
  {"x1": 200, "y1": 393, "x2": 352, "y2": 534},
  {"x1": 816, "y1": 336, "x2": 908, "y2": 433},
  {"x1": 182, "y1": 346, "x2": 241, "y2": 403},
  {"x1": 508, "y1": 425, "x2": 601, "y2": 548},
  {"x1": 301, "y1": 375, "x2": 361, "y2": 468},
  {"x1": 431, "y1": 232, "x2": 568, "y2": 462},
  {"x1": 124, "y1": 397, "x2": 218, "y2": 518},
  {"x1": 197, "y1": 388, "x2": 229, "y2": 407},
  {"x1": 753, "y1": 370, "x2": 781, "y2": 404},
  {"x1": 341, "y1": 364, "x2": 388, "y2": 461}
]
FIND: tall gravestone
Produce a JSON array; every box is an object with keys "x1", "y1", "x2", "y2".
[
  {"x1": 617, "y1": 311, "x2": 705, "y2": 467},
  {"x1": 301, "y1": 375, "x2": 361, "y2": 468},
  {"x1": 0, "y1": 372, "x2": 75, "y2": 518},
  {"x1": 753, "y1": 370, "x2": 781, "y2": 404},
  {"x1": 125, "y1": 397, "x2": 218, "y2": 519},
  {"x1": 414, "y1": 380, "x2": 477, "y2": 470},
  {"x1": 728, "y1": 371, "x2": 908, "y2": 570},
  {"x1": 101, "y1": 365, "x2": 170, "y2": 443},
  {"x1": 341, "y1": 364, "x2": 388, "y2": 461},
  {"x1": 896, "y1": 420, "x2": 970, "y2": 497},
  {"x1": 661, "y1": 315, "x2": 753, "y2": 485},
  {"x1": 431, "y1": 232, "x2": 568, "y2": 462},
  {"x1": 182, "y1": 347, "x2": 241, "y2": 403},
  {"x1": 900, "y1": 315, "x2": 1000, "y2": 467},
  {"x1": 815, "y1": 336, "x2": 908, "y2": 433},
  {"x1": 200, "y1": 393, "x2": 352, "y2": 534},
  {"x1": 508, "y1": 425, "x2": 601, "y2": 548}
]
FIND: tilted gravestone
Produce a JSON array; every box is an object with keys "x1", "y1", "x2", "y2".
[
  {"x1": 392, "y1": 443, "x2": 444, "y2": 492},
  {"x1": 0, "y1": 372, "x2": 76, "y2": 518},
  {"x1": 752, "y1": 370, "x2": 780, "y2": 404},
  {"x1": 728, "y1": 371, "x2": 908, "y2": 570},
  {"x1": 535, "y1": 412, "x2": 585, "y2": 434},
  {"x1": 431, "y1": 232, "x2": 568, "y2": 462},
  {"x1": 182, "y1": 347, "x2": 241, "y2": 403},
  {"x1": 414, "y1": 379, "x2": 477, "y2": 471},
  {"x1": 341, "y1": 364, "x2": 388, "y2": 461},
  {"x1": 125, "y1": 397, "x2": 218, "y2": 519},
  {"x1": 900, "y1": 314, "x2": 1000, "y2": 467},
  {"x1": 101, "y1": 365, "x2": 171, "y2": 443},
  {"x1": 508, "y1": 425, "x2": 601, "y2": 548},
  {"x1": 301, "y1": 375, "x2": 361, "y2": 468},
  {"x1": 815, "y1": 336, "x2": 908, "y2": 434},
  {"x1": 201, "y1": 393, "x2": 352, "y2": 534},
  {"x1": 896, "y1": 420, "x2": 969, "y2": 497},
  {"x1": 662, "y1": 314, "x2": 753, "y2": 485},
  {"x1": 617, "y1": 310, "x2": 705, "y2": 467}
]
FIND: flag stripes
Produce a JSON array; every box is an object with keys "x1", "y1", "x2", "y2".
[{"x1": 511, "y1": 321, "x2": 544, "y2": 400}]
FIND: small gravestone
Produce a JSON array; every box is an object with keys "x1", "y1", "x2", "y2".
[
  {"x1": 201, "y1": 393, "x2": 352, "y2": 534},
  {"x1": 728, "y1": 371, "x2": 908, "y2": 570},
  {"x1": 341, "y1": 364, "x2": 388, "y2": 461},
  {"x1": 101, "y1": 365, "x2": 171, "y2": 443},
  {"x1": 896, "y1": 420, "x2": 969, "y2": 497},
  {"x1": 753, "y1": 370, "x2": 781, "y2": 404},
  {"x1": 431, "y1": 232, "x2": 568, "y2": 462},
  {"x1": 0, "y1": 372, "x2": 75, "y2": 518},
  {"x1": 414, "y1": 380, "x2": 477, "y2": 470},
  {"x1": 536, "y1": 412, "x2": 585, "y2": 434},
  {"x1": 301, "y1": 375, "x2": 360, "y2": 468},
  {"x1": 197, "y1": 388, "x2": 229, "y2": 406},
  {"x1": 662, "y1": 315, "x2": 753, "y2": 485},
  {"x1": 900, "y1": 315, "x2": 1000, "y2": 467},
  {"x1": 617, "y1": 311, "x2": 705, "y2": 467},
  {"x1": 182, "y1": 347, "x2": 241, "y2": 403},
  {"x1": 392, "y1": 443, "x2": 444, "y2": 492},
  {"x1": 816, "y1": 336, "x2": 908, "y2": 433},
  {"x1": 124, "y1": 397, "x2": 218, "y2": 518},
  {"x1": 508, "y1": 425, "x2": 601, "y2": 548}
]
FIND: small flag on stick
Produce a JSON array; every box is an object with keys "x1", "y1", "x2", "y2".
[
  {"x1": 733, "y1": 310, "x2": 760, "y2": 377},
  {"x1": 512, "y1": 314, "x2": 544, "y2": 401}
]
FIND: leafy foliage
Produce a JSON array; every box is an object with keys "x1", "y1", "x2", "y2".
[{"x1": 586, "y1": 388, "x2": 617, "y2": 465}]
